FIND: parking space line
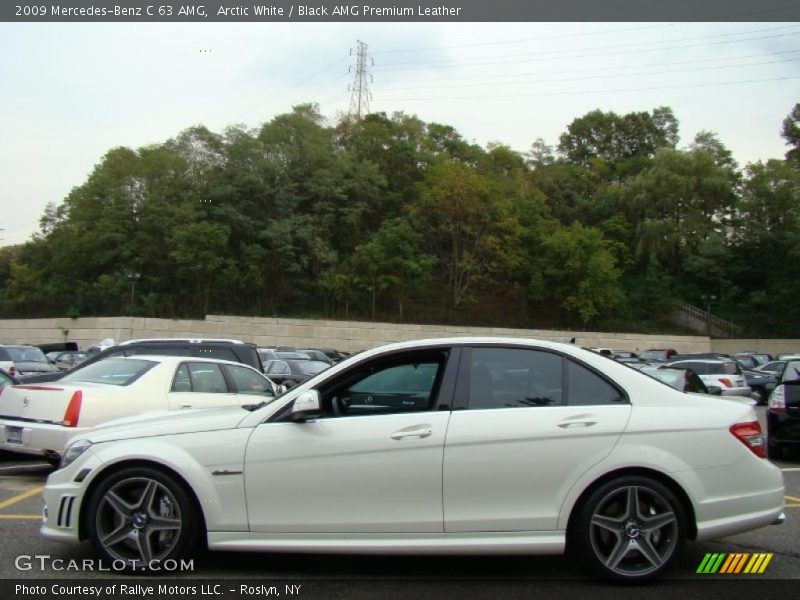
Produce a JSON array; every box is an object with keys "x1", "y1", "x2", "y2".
[
  {"x1": 0, "y1": 515, "x2": 41, "y2": 520},
  {"x1": 786, "y1": 495, "x2": 800, "y2": 502},
  {"x1": 781, "y1": 467, "x2": 800, "y2": 472},
  {"x1": 0, "y1": 485, "x2": 43, "y2": 510}
]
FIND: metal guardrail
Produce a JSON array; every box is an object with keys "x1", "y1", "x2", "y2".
[{"x1": 673, "y1": 300, "x2": 742, "y2": 338}]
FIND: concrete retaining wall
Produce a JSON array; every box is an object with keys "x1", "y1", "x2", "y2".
[{"x1": 0, "y1": 314, "x2": 714, "y2": 354}]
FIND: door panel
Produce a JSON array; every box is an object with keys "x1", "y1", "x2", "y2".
[
  {"x1": 443, "y1": 405, "x2": 630, "y2": 532},
  {"x1": 244, "y1": 412, "x2": 451, "y2": 533},
  {"x1": 443, "y1": 345, "x2": 631, "y2": 532}
]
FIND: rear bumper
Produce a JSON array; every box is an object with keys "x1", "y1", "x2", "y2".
[
  {"x1": 0, "y1": 419, "x2": 88, "y2": 458},
  {"x1": 721, "y1": 387, "x2": 754, "y2": 397}
]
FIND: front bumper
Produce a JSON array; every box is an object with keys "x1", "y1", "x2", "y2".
[{"x1": 39, "y1": 450, "x2": 101, "y2": 543}]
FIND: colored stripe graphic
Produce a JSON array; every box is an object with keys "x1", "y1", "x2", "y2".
[{"x1": 697, "y1": 553, "x2": 773, "y2": 574}]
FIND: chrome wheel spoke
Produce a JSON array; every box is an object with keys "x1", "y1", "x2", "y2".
[
  {"x1": 641, "y1": 511, "x2": 676, "y2": 534},
  {"x1": 637, "y1": 536, "x2": 666, "y2": 568},
  {"x1": 135, "y1": 530, "x2": 154, "y2": 563},
  {"x1": 100, "y1": 523, "x2": 132, "y2": 547},
  {"x1": 624, "y1": 486, "x2": 640, "y2": 520},
  {"x1": 148, "y1": 516, "x2": 181, "y2": 533},
  {"x1": 104, "y1": 491, "x2": 135, "y2": 518},
  {"x1": 137, "y1": 480, "x2": 159, "y2": 512},
  {"x1": 605, "y1": 538, "x2": 633, "y2": 569},
  {"x1": 591, "y1": 514, "x2": 623, "y2": 533}
]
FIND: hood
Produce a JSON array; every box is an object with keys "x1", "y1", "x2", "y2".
[{"x1": 77, "y1": 405, "x2": 253, "y2": 445}]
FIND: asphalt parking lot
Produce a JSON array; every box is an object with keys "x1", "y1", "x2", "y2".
[{"x1": 0, "y1": 408, "x2": 798, "y2": 583}]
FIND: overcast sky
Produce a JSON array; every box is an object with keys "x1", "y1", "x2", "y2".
[{"x1": 1, "y1": 21, "x2": 799, "y2": 246}]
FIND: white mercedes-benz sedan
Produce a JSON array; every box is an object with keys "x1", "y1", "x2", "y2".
[{"x1": 40, "y1": 337, "x2": 785, "y2": 581}]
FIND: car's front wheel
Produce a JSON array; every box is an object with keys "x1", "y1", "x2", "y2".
[
  {"x1": 86, "y1": 466, "x2": 202, "y2": 572},
  {"x1": 572, "y1": 476, "x2": 687, "y2": 581}
]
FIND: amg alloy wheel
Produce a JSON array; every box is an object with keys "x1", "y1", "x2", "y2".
[
  {"x1": 86, "y1": 467, "x2": 201, "y2": 571},
  {"x1": 574, "y1": 477, "x2": 686, "y2": 580}
]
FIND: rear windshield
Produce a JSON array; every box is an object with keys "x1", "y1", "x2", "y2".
[
  {"x1": 290, "y1": 360, "x2": 330, "y2": 375},
  {"x1": 61, "y1": 358, "x2": 156, "y2": 386},
  {"x1": 5, "y1": 347, "x2": 48, "y2": 363},
  {"x1": 675, "y1": 361, "x2": 739, "y2": 375}
]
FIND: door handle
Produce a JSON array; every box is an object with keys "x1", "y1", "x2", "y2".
[
  {"x1": 557, "y1": 420, "x2": 596, "y2": 428},
  {"x1": 179, "y1": 403, "x2": 193, "y2": 409},
  {"x1": 390, "y1": 428, "x2": 433, "y2": 440}
]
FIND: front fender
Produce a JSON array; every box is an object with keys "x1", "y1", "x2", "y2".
[{"x1": 85, "y1": 428, "x2": 252, "y2": 532}]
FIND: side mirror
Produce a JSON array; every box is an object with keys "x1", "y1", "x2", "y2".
[
  {"x1": 291, "y1": 390, "x2": 322, "y2": 422},
  {"x1": 277, "y1": 384, "x2": 287, "y2": 396},
  {"x1": 706, "y1": 385, "x2": 723, "y2": 396}
]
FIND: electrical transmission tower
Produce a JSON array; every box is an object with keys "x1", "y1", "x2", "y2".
[{"x1": 348, "y1": 40, "x2": 373, "y2": 120}]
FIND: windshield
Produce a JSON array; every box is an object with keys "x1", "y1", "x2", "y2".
[
  {"x1": 6, "y1": 347, "x2": 48, "y2": 363},
  {"x1": 292, "y1": 360, "x2": 330, "y2": 375},
  {"x1": 62, "y1": 358, "x2": 156, "y2": 386}
]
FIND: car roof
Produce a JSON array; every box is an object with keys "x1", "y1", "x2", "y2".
[
  {"x1": 119, "y1": 338, "x2": 247, "y2": 345},
  {"x1": 101, "y1": 354, "x2": 258, "y2": 369}
]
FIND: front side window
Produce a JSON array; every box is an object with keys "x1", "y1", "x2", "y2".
[
  {"x1": 321, "y1": 352, "x2": 446, "y2": 417},
  {"x1": 226, "y1": 364, "x2": 275, "y2": 397},
  {"x1": 468, "y1": 347, "x2": 563, "y2": 409},
  {"x1": 62, "y1": 358, "x2": 156, "y2": 386}
]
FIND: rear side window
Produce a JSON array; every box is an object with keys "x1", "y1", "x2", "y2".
[
  {"x1": 62, "y1": 358, "x2": 156, "y2": 386},
  {"x1": 468, "y1": 347, "x2": 563, "y2": 409},
  {"x1": 566, "y1": 361, "x2": 624, "y2": 405},
  {"x1": 186, "y1": 363, "x2": 230, "y2": 393},
  {"x1": 226, "y1": 364, "x2": 274, "y2": 397}
]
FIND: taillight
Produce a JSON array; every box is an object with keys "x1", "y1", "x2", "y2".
[
  {"x1": 769, "y1": 386, "x2": 786, "y2": 413},
  {"x1": 730, "y1": 421, "x2": 766, "y2": 458},
  {"x1": 62, "y1": 390, "x2": 82, "y2": 427},
  {"x1": 8, "y1": 366, "x2": 15, "y2": 377},
  {"x1": 719, "y1": 378, "x2": 733, "y2": 388}
]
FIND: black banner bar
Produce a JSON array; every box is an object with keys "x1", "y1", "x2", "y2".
[{"x1": 4, "y1": 0, "x2": 800, "y2": 23}]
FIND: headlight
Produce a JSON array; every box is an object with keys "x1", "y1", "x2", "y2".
[{"x1": 60, "y1": 439, "x2": 93, "y2": 469}]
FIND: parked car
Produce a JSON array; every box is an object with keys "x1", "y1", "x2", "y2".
[
  {"x1": 21, "y1": 338, "x2": 263, "y2": 384},
  {"x1": 263, "y1": 358, "x2": 330, "y2": 388},
  {"x1": 639, "y1": 366, "x2": 721, "y2": 396},
  {"x1": 0, "y1": 355, "x2": 280, "y2": 463},
  {"x1": 317, "y1": 347, "x2": 350, "y2": 363},
  {"x1": 47, "y1": 351, "x2": 89, "y2": 371},
  {"x1": 734, "y1": 352, "x2": 773, "y2": 367},
  {"x1": 666, "y1": 359, "x2": 751, "y2": 397},
  {"x1": 613, "y1": 351, "x2": 639, "y2": 360},
  {"x1": 41, "y1": 337, "x2": 784, "y2": 580},
  {"x1": 0, "y1": 345, "x2": 60, "y2": 379},
  {"x1": 777, "y1": 353, "x2": 800, "y2": 361},
  {"x1": 739, "y1": 368, "x2": 778, "y2": 406},
  {"x1": 297, "y1": 349, "x2": 333, "y2": 364},
  {"x1": 753, "y1": 361, "x2": 787, "y2": 376},
  {"x1": 639, "y1": 349, "x2": 677, "y2": 363},
  {"x1": 766, "y1": 360, "x2": 800, "y2": 459}
]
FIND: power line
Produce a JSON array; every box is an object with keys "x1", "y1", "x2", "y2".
[
  {"x1": 380, "y1": 75, "x2": 800, "y2": 103},
  {"x1": 377, "y1": 57, "x2": 800, "y2": 91},
  {"x1": 374, "y1": 27, "x2": 800, "y2": 71},
  {"x1": 377, "y1": 49, "x2": 800, "y2": 87}
]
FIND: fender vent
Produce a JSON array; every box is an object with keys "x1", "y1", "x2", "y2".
[{"x1": 57, "y1": 496, "x2": 75, "y2": 528}]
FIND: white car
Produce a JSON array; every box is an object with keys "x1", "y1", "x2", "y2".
[
  {"x1": 666, "y1": 359, "x2": 752, "y2": 397},
  {"x1": 41, "y1": 337, "x2": 784, "y2": 581},
  {"x1": 0, "y1": 355, "x2": 280, "y2": 462}
]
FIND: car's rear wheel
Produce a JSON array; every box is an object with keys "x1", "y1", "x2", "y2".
[
  {"x1": 572, "y1": 476, "x2": 687, "y2": 581},
  {"x1": 86, "y1": 466, "x2": 201, "y2": 572}
]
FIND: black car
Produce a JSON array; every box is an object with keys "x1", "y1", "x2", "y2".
[
  {"x1": 20, "y1": 338, "x2": 263, "y2": 384},
  {"x1": 263, "y1": 359, "x2": 330, "y2": 388},
  {"x1": 0, "y1": 345, "x2": 60, "y2": 378},
  {"x1": 767, "y1": 360, "x2": 800, "y2": 460}
]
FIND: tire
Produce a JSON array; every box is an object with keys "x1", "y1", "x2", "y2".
[
  {"x1": 767, "y1": 441, "x2": 784, "y2": 461},
  {"x1": 571, "y1": 476, "x2": 687, "y2": 581},
  {"x1": 86, "y1": 466, "x2": 202, "y2": 573}
]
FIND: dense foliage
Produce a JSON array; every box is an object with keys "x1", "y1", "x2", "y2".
[{"x1": 2, "y1": 103, "x2": 799, "y2": 335}]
